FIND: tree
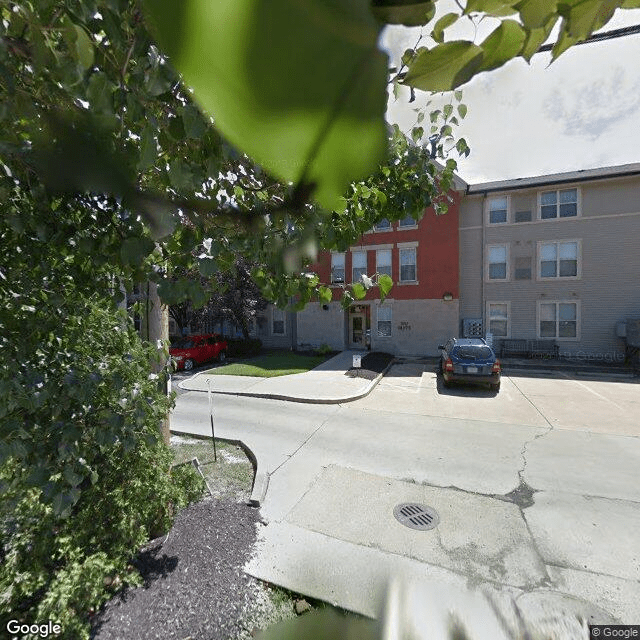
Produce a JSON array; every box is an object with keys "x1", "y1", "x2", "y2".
[{"x1": 1, "y1": 1, "x2": 634, "y2": 634}]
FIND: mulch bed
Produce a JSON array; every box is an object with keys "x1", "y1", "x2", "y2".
[
  {"x1": 344, "y1": 351, "x2": 395, "y2": 381},
  {"x1": 91, "y1": 498, "x2": 261, "y2": 640}
]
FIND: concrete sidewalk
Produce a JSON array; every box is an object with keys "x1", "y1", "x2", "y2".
[{"x1": 177, "y1": 350, "x2": 393, "y2": 403}]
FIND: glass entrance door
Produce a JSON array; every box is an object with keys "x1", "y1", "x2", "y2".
[{"x1": 349, "y1": 313, "x2": 365, "y2": 348}]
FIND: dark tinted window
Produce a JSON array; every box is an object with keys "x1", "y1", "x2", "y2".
[
  {"x1": 453, "y1": 345, "x2": 493, "y2": 360},
  {"x1": 207, "y1": 337, "x2": 217, "y2": 345},
  {"x1": 173, "y1": 338, "x2": 194, "y2": 349}
]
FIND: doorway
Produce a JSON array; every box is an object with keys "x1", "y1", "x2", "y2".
[{"x1": 349, "y1": 313, "x2": 366, "y2": 348}]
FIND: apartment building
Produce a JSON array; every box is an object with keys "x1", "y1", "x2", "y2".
[
  {"x1": 459, "y1": 163, "x2": 640, "y2": 361},
  {"x1": 289, "y1": 183, "x2": 465, "y2": 356}
]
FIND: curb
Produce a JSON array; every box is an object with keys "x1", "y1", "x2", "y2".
[{"x1": 177, "y1": 358, "x2": 396, "y2": 405}]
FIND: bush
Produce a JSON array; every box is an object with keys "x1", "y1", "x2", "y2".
[
  {"x1": 316, "y1": 343, "x2": 333, "y2": 356},
  {"x1": 226, "y1": 337, "x2": 262, "y2": 358},
  {"x1": 0, "y1": 300, "x2": 205, "y2": 639}
]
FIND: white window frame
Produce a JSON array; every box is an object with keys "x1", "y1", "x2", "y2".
[
  {"x1": 272, "y1": 307, "x2": 286, "y2": 336},
  {"x1": 376, "y1": 249, "x2": 392, "y2": 278},
  {"x1": 537, "y1": 239, "x2": 581, "y2": 280},
  {"x1": 537, "y1": 187, "x2": 581, "y2": 220},
  {"x1": 373, "y1": 218, "x2": 392, "y2": 232},
  {"x1": 486, "y1": 301, "x2": 511, "y2": 338},
  {"x1": 398, "y1": 247, "x2": 417, "y2": 283},
  {"x1": 486, "y1": 195, "x2": 510, "y2": 225},
  {"x1": 376, "y1": 304, "x2": 392, "y2": 338},
  {"x1": 351, "y1": 250, "x2": 367, "y2": 284},
  {"x1": 486, "y1": 243, "x2": 509, "y2": 282},
  {"x1": 536, "y1": 300, "x2": 580, "y2": 341},
  {"x1": 398, "y1": 214, "x2": 417, "y2": 229},
  {"x1": 330, "y1": 252, "x2": 345, "y2": 285}
]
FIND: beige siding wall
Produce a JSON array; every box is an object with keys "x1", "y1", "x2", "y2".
[{"x1": 460, "y1": 175, "x2": 640, "y2": 358}]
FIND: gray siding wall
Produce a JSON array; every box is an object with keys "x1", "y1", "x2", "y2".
[
  {"x1": 370, "y1": 299, "x2": 459, "y2": 356},
  {"x1": 296, "y1": 302, "x2": 346, "y2": 351},
  {"x1": 255, "y1": 305, "x2": 295, "y2": 349},
  {"x1": 459, "y1": 176, "x2": 640, "y2": 359}
]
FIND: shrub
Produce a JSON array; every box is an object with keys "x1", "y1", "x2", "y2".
[
  {"x1": 226, "y1": 337, "x2": 262, "y2": 358},
  {"x1": 316, "y1": 343, "x2": 333, "y2": 356},
  {"x1": 0, "y1": 299, "x2": 205, "y2": 638}
]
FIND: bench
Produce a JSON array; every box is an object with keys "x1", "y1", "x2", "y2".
[
  {"x1": 499, "y1": 339, "x2": 559, "y2": 359},
  {"x1": 528, "y1": 340, "x2": 559, "y2": 359},
  {"x1": 499, "y1": 339, "x2": 529, "y2": 358}
]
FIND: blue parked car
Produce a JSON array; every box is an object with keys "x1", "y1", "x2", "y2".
[{"x1": 438, "y1": 338, "x2": 501, "y2": 392}]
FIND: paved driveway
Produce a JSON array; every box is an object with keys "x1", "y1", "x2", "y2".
[{"x1": 171, "y1": 364, "x2": 640, "y2": 632}]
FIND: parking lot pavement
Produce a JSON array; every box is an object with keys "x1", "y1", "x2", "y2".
[{"x1": 357, "y1": 364, "x2": 640, "y2": 437}]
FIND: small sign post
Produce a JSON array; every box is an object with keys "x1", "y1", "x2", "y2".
[
  {"x1": 207, "y1": 378, "x2": 217, "y2": 462},
  {"x1": 352, "y1": 354, "x2": 362, "y2": 369}
]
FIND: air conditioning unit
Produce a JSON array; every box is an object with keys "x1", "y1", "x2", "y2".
[{"x1": 463, "y1": 318, "x2": 483, "y2": 338}]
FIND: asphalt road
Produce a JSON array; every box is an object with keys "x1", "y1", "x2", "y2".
[{"x1": 171, "y1": 365, "x2": 640, "y2": 628}]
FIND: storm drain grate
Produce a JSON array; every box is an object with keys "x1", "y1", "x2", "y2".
[{"x1": 393, "y1": 503, "x2": 440, "y2": 531}]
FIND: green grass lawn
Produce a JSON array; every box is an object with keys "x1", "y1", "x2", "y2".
[{"x1": 205, "y1": 351, "x2": 329, "y2": 377}]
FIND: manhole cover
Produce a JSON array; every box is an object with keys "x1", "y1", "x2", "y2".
[{"x1": 393, "y1": 503, "x2": 440, "y2": 531}]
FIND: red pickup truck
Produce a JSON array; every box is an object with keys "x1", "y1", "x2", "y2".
[{"x1": 169, "y1": 334, "x2": 228, "y2": 371}]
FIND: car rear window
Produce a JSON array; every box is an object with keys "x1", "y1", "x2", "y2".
[
  {"x1": 172, "y1": 338, "x2": 194, "y2": 349},
  {"x1": 453, "y1": 345, "x2": 493, "y2": 360}
]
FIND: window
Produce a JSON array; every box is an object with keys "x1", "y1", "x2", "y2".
[
  {"x1": 489, "y1": 196, "x2": 508, "y2": 224},
  {"x1": 272, "y1": 308, "x2": 285, "y2": 335},
  {"x1": 399, "y1": 214, "x2": 416, "y2": 227},
  {"x1": 540, "y1": 188, "x2": 578, "y2": 219},
  {"x1": 539, "y1": 241, "x2": 579, "y2": 278},
  {"x1": 331, "y1": 252, "x2": 345, "y2": 284},
  {"x1": 487, "y1": 302, "x2": 509, "y2": 338},
  {"x1": 539, "y1": 301, "x2": 578, "y2": 339},
  {"x1": 514, "y1": 257, "x2": 532, "y2": 280},
  {"x1": 376, "y1": 249, "x2": 392, "y2": 277},
  {"x1": 488, "y1": 245, "x2": 508, "y2": 280},
  {"x1": 377, "y1": 305, "x2": 392, "y2": 337},
  {"x1": 399, "y1": 248, "x2": 416, "y2": 282},
  {"x1": 352, "y1": 251, "x2": 367, "y2": 283},
  {"x1": 374, "y1": 218, "x2": 391, "y2": 231}
]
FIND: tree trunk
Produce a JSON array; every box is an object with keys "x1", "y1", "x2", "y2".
[{"x1": 146, "y1": 281, "x2": 171, "y2": 446}]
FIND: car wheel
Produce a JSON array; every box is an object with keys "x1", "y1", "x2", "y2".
[
  {"x1": 183, "y1": 358, "x2": 194, "y2": 371},
  {"x1": 218, "y1": 350, "x2": 227, "y2": 364},
  {"x1": 491, "y1": 382, "x2": 500, "y2": 392},
  {"x1": 442, "y1": 377, "x2": 451, "y2": 388}
]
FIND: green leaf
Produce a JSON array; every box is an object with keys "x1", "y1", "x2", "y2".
[
  {"x1": 378, "y1": 273, "x2": 393, "y2": 299},
  {"x1": 182, "y1": 105, "x2": 206, "y2": 139},
  {"x1": 432, "y1": 12, "x2": 458, "y2": 43},
  {"x1": 52, "y1": 488, "x2": 81, "y2": 517},
  {"x1": 138, "y1": 126, "x2": 157, "y2": 171},
  {"x1": 560, "y1": 0, "x2": 617, "y2": 40},
  {"x1": 63, "y1": 465, "x2": 83, "y2": 487},
  {"x1": 352, "y1": 282, "x2": 366, "y2": 299},
  {"x1": 465, "y1": 0, "x2": 520, "y2": 15},
  {"x1": 371, "y1": 0, "x2": 436, "y2": 26},
  {"x1": 198, "y1": 257, "x2": 218, "y2": 277},
  {"x1": 256, "y1": 608, "x2": 378, "y2": 640},
  {"x1": 318, "y1": 285, "x2": 332, "y2": 304},
  {"x1": 120, "y1": 237, "x2": 155, "y2": 266},
  {"x1": 403, "y1": 41, "x2": 484, "y2": 92},
  {"x1": 168, "y1": 158, "x2": 193, "y2": 190},
  {"x1": 454, "y1": 89, "x2": 463, "y2": 101},
  {"x1": 520, "y1": 18, "x2": 556, "y2": 61},
  {"x1": 143, "y1": 0, "x2": 388, "y2": 212},
  {"x1": 443, "y1": 103, "x2": 453, "y2": 119},
  {"x1": 457, "y1": 103, "x2": 468, "y2": 118},
  {"x1": 514, "y1": 0, "x2": 558, "y2": 29},
  {"x1": 86, "y1": 72, "x2": 113, "y2": 114},
  {"x1": 477, "y1": 20, "x2": 526, "y2": 73},
  {"x1": 74, "y1": 26, "x2": 95, "y2": 69}
]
